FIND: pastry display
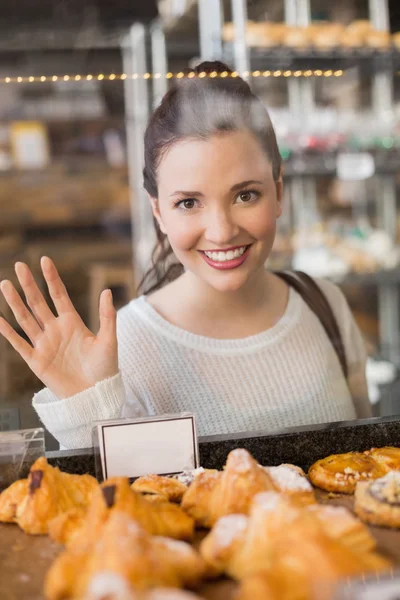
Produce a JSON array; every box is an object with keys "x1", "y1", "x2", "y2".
[
  {"x1": 308, "y1": 447, "x2": 399, "y2": 494},
  {"x1": 45, "y1": 511, "x2": 206, "y2": 600},
  {"x1": 2, "y1": 445, "x2": 400, "y2": 599},
  {"x1": 354, "y1": 471, "x2": 400, "y2": 528},
  {"x1": 132, "y1": 475, "x2": 188, "y2": 504},
  {"x1": 0, "y1": 456, "x2": 98, "y2": 534},
  {"x1": 181, "y1": 449, "x2": 276, "y2": 528}
]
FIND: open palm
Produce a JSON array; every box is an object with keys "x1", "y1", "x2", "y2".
[{"x1": 0, "y1": 257, "x2": 118, "y2": 400}]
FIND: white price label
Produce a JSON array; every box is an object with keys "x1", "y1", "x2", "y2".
[
  {"x1": 336, "y1": 153, "x2": 375, "y2": 181},
  {"x1": 94, "y1": 414, "x2": 199, "y2": 479}
]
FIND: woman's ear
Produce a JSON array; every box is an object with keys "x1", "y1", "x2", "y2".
[
  {"x1": 149, "y1": 195, "x2": 167, "y2": 234},
  {"x1": 275, "y1": 166, "x2": 284, "y2": 218}
]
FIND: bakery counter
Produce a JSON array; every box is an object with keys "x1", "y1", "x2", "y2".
[{"x1": 46, "y1": 414, "x2": 400, "y2": 476}]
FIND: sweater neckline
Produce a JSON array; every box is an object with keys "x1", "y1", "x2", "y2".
[{"x1": 130, "y1": 287, "x2": 302, "y2": 354}]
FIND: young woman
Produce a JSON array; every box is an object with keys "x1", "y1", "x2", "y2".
[{"x1": 0, "y1": 62, "x2": 371, "y2": 449}]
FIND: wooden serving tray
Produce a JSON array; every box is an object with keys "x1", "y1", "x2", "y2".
[{"x1": 1, "y1": 490, "x2": 400, "y2": 600}]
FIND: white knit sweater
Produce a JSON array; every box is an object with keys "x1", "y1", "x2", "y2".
[{"x1": 32, "y1": 278, "x2": 371, "y2": 449}]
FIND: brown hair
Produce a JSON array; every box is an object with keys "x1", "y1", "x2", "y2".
[{"x1": 139, "y1": 61, "x2": 282, "y2": 295}]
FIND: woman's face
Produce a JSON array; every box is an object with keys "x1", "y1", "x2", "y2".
[{"x1": 152, "y1": 129, "x2": 283, "y2": 293}]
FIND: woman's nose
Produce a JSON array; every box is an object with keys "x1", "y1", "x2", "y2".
[{"x1": 204, "y1": 210, "x2": 240, "y2": 246}]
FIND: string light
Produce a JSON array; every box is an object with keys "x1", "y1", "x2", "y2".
[{"x1": 0, "y1": 69, "x2": 353, "y2": 85}]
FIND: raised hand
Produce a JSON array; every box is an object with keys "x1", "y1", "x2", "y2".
[{"x1": 0, "y1": 257, "x2": 118, "y2": 399}]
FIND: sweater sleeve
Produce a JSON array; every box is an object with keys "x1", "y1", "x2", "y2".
[{"x1": 316, "y1": 278, "x2": 372, "y2": 419}]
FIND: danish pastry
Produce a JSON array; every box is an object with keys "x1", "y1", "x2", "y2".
[
  {"x1": 354, "y1": 471, "x2": 400, "y2": 528},
  {"x1": 181, "y1": 449, "x2": 276, "y2": 527},
  {"x1": 308, "y1": 451, "x2": 387, "y2": 494},
  {"x1": 45, "y1": 511, "x2": 205, "y2": 600}
]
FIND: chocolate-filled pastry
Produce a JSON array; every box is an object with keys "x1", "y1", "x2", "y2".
[
  {"x1": 354, "y1": 471, "x2": 400, "y2": 528},
  {"x1": 45, "y1": 511, "x2": 206, "y2": 600},
  {"x1": 308, "y1": 451, "x2": 386, "y2": 494},
  {"x1": 0, "y1": 478, "x2": 28, "y2": 523},
  {"x1": 48, "y1": 507, "x2": 87, "y2": 546},
  {"x1": 0, "y1": 457, "x2": 98, "y2": 534},
  {"x1": 181, "y1": 449, "x2": 276, "y2": 528},
  {"x1": 131, "y1": 475, "x2": 187, "y2": 503},
  {"x1": 68, "y1": 477, "x2": 194, "y2": 550},
  {"x1": 15, "y1": 457, "x2": 98, "y2": 535}
]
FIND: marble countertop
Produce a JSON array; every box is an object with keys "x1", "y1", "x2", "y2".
[{"x1": 46, "y1": 414, "x2": 400, "y2": 477}]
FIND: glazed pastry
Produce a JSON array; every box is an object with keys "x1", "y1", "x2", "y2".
[
  {"x1": 354, "y1": 471, "x2": 400, "y2": 528},
  {"x1": 308, "y1": 451, "x2": 386, "y2": 494},
  {"x1": 0, "y1": 478, "x2": 28, "y2": 523},
  {"x1": 131, "y1": 475, "x2": 187, "y2": 504},
  {"x1": 181, "y1": 449, "x2": 276, "y2": 528},
  {"x1": 45, "y1": 511, "x2": 205, "y2": 600},
  {"x1": 0, "y1": 457, "x2": 98, "y2": 534},
  {"x1": 264, "y1": 464, "x2": 316, "y2": 506},
  {"x1": 368, "y1": 447, "x2": 400, "y2": 471},
  {"x1": 70, "y1": 477, "x2": 194, "y2": 548}
]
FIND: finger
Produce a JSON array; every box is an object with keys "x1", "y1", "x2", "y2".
[
  {"x1": 97, "y1": 289, "x2": 116, "y2": 342},
  {"x1": 14, "y1": 262, "x2": 55, "y2": 327},
  {"x1": 40, "y1": 256, "x2": 77, "y2": 317},
  {"x1": 0, "y1": 315, "x2": 34, "y2": 364},
  {"x1": 0, "y1": 280, "x2": 44, "y2": 344}
]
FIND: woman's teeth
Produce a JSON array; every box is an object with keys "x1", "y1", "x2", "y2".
[{"x1": 203, "y1": 246, "x2": 248, "y2": 262}]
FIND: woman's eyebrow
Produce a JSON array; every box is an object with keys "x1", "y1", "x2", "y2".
[
  {"x1": 230, "y1": 179, "x2": 263, "y2": 191},
  {"x1": 169, "y1": 190, "x2": 203, "y2": 198},
  {"x1": 170, "y1": 180, "x2": 263, "y2": 198}
]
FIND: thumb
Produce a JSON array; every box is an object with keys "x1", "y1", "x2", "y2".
[{"x1": 97, "y1": 289, "x2": 117, "y2": 343}]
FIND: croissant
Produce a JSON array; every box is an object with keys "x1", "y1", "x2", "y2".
[
  {"x1": 64, "y1": 477, "x2": 194, "y2": 550},
  {"x1": 236, "y1": 526, "x2": 389, "y2": 600},
  {"x1": 264, "y1": 464, "x2": 316, "y2": 506},
  {"x1": 200, "y1": 491, "x2": 388, "y2": 582},
  {"x1": 181, "y1": 449, "x2": 276, "y2": 527},
  {"x1": 0, "y1": 478, "x2": 28, "y2": 522},
  {"x1": 0, "y1": 457, "x2": 98, "y2": 534},
  {"x1": 132, "y1": 475, "x2": 187, "y2": 503},
  {"x1": 48, "y1": 507, "x2": 87, "y2": 547},
  {"x1": 45, "y1": 511, "x2": 206, "y2": 600},
  {"x1": 80, "y1": 585, "x2": 203, "y2": 600}
]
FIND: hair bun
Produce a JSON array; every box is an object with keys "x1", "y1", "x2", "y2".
[{"x1": 193, "y1": 61, "x2": 233, "y2": 75}]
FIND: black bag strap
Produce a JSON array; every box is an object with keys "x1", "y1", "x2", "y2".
[{"x1": 275, "y1": 270, "x2": 348, "y2": 379}]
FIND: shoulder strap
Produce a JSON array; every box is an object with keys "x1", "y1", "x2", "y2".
[{"x1": 275, "y1": 270, "x2": 348, "y2": 379}]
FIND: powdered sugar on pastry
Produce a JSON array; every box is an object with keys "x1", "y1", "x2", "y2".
[
  {"x1": 86, "y1": 572, "x2": 131, "y2": 598},
  {"x1": 172, "y1": 468, "x2": 205, "y2": 486},
  {"x1": 267, "y1": 465, "x2": 312, "y2": 492},
  {"x1": 252, "y1": 491, "x2": 282, "y2": 511},
  {"x1": 228, "y1": 449, "x2": 257, "y2": 473},
  {"x1": 211, "y1": 514, "x2": 249, "y2": 548}
]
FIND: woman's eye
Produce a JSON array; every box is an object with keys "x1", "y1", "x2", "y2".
[
  {"x1": 176, "y1": 198, "x2": 197, "y2": 210},
  {"x1": 236, "y1": 190, "x2": 259, "y2": 203}
]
